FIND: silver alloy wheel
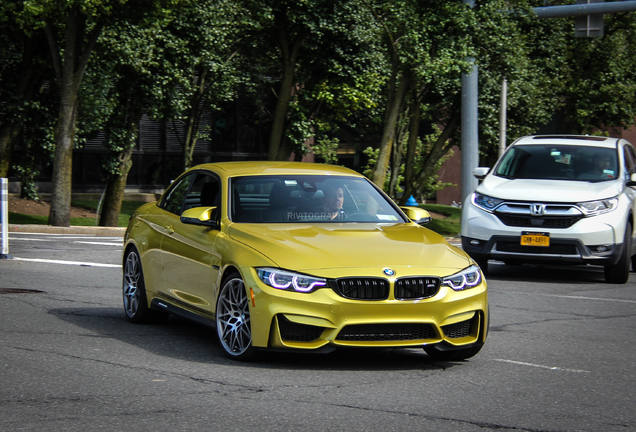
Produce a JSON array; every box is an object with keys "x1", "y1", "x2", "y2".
[
  {"x1": 123, "y1": 251, "x2": 141, "y2": 318},
  {"x1": 216, "y1": 276, "x2": 252, "y2": 356}
]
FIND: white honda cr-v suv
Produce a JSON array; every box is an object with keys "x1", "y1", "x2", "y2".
[{"x1": 461, "y1": 135, "x2": 636, "y2": 283}]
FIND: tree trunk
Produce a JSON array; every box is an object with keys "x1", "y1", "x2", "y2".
[
  {"x1": 268, "y1": 8, "x2": 305, "y2": 161},
  {"x1": 48, "y1": 100, "x2": 77, "y2": 227},
  {"x1": 99, "y1": 93, "x2": 143, "y2": 227},
  {"x1": 372, "y1": 72, "x2": 409, "y2": 189},
  {"x1": 405, "y1": 114, "x2": 459, "y2": 203},
  {"x1": 182, "y1": 68, "x2": 207, "y2": 170},
  {"x1": 400, "y1": 99, "x2": 421, "y2": 204},
  {"x1": 99, "y1": 144, "x2": 134, "y2": 227},
  {"x1": 45, "y1": 6, "x2": 103, "y2": 226}
]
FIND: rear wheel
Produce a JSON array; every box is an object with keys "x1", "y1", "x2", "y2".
[
  {"x1": 216, "y1": 272, "x2": 257, "y2": 361},
  {"x1": 605, "y1": 223, "x2": 632, "y2": 284},
  {"x1": 122, "y1": 248, "x2": 167, "y2": 323}
]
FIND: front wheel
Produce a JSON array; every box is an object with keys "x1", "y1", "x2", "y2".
[
  {"x1": 604, "y1": 222, "x2": 632, "y2": 284},
  {"x1": 216, "y1": 272, "x2": 257, "y2": 361}
]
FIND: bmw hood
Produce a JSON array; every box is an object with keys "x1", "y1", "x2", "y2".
[
  {"x1": 478, "y1": 175, "x2": 623, "y2": 203},
  {"x1": 228, "y1": 223, "x2": 471, "y2": 275}
]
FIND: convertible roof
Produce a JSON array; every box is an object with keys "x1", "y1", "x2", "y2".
[{"x1": 190, "y1": 161, "x2": 361, "y2": 177}]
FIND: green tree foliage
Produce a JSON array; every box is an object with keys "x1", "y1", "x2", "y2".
[
  {"x1": 152, "y1": 0, "x2": 250, "y2": 171},
  {"x1": 13, "y1": 0, "x2": 177, "y2": 226},
  {"x1": 0, "y1": 2, "x2": 54, "y2": 181},
  {"x1": 5, "y1": 0, "x2": 636, "y2": 225},
  {"x1": 363, "y1": 0, "x2": 473, "y2": 190},
  {"x1": 242, "y1": 0, "x2": 383, "y2": 161},
  {"x1": 559, "y1": 11, "x2": 636, "y2": 135}
]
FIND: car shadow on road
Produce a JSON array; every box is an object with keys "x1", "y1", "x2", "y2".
[{"x1": 49, "y1": 306, "x2": 471, "y2": 372}]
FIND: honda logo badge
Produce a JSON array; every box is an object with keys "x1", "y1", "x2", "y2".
[{"x1": 531, "y1": 204, "x2": 546, "y2": 216}]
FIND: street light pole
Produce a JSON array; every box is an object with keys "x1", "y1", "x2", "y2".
[{"x1": 461, "y1": 0, "x2": 479, "y2": 205}]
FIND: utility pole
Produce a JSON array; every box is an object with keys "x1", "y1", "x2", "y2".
[
  {"x1": 461, "y1": 0, "x2": 479, "y2": 205},
  {"x1": 499, "y1": 78, "x2": 507, "y2": 159}
]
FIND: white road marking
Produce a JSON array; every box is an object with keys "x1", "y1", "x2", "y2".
[
  {"x1": 494, "y1": 359, "x2": 590, "y2": 373},
  {"x1": 7, "y1": 238, "x2": 54, "y2": 242},
  {"x1": 73, "y1": 241, "x2": 122, "y2": 246},
  {"x1": 10, "y1": 233, "x2": 122, "y2": 240},
  {"x1": 8, "y1": 238, "x2": 122, "y2": 246},
  {"x1": 11, "y1": 257, "x2": 120, "y2": 268}
]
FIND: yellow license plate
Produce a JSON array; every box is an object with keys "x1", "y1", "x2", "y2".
[{"x1": 520, "y1": 232, "x2": 550, "y2": 247}]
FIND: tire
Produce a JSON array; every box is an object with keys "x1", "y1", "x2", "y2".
[
  {"x1": 604, "y1": 222, "x2": 632, "y2": 284},
  {"x1": 123, "y1": 248, "x2": 167, "y2": 324},
  {"x1": 216, "y1": 272, "x2": 257, "y2": 361},
  {"x1": 122, "y1": 249, "x2": 150, "y2": 324},
  {"x1": 424, "y1": 343, "x2": 484, "y2": 361}
]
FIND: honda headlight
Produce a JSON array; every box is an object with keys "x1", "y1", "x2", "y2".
[
  {"x1": 442, "y1": 265, "x2": 482, "y2": 291},
  {"x1": 472, "y1": 193, "x2": 503, "y2": 212},
  {"x1": 256, "y1": 268, "x2": 327, "y2": 293},
  {"x1": 577, "y1": 197, "x2": 618, "y2": 216}
]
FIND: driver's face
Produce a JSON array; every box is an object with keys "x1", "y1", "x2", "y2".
[
  {"x1": 324, "y1": 187, "x2": 344, "y2": 212},
  {"x1": 595, "y1": 156, "x2": 610, "y2": 170}
]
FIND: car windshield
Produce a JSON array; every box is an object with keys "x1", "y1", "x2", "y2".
[
  {"x1": 230, "y1": 175, "x2": 405, "y2": 223},
  {"x1": 494, "y1": 144, "x2": 619, "y2": 182}
]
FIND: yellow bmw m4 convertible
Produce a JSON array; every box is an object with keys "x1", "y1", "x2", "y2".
[{"x1": 122, "y1": 162, "x2": 488, "y2": 361}]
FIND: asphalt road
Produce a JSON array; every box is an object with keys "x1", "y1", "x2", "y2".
[{"x1": 1, "y1": 232, "x2": 635, "y2": 432}]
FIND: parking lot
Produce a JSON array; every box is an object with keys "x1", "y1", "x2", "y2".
[{"x1": 1, "y1": 231, "x2": 635, "y2": 431}]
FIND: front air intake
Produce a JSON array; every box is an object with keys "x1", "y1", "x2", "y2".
[{"x1": 336, "y1": 323, "x2": 436, "y2": 341}]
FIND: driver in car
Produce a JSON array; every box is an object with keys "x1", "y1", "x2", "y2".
[
  {"x1": 578, "y1": 153, "x2": 614, "y2": 180},
  {"x1": 319, "y1": 185, "x2": 345, "y2": 220}
]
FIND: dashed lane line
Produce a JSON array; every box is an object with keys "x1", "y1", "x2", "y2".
[
  {"x1": 11, "y1": 257, "x2": 120, "y2": 268},
  {"x1": 494, "y1": 359, "x2": 590, "y2": 373},
  {"x1": 73, "y1": 241, "x2": 122, "y2": 246}
]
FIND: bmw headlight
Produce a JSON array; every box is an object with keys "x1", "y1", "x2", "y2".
[
  {"x1": 256, "y1": 268, "x2": 327, "y2": 293},
  {"x1": 472, "y1": 193, "x2": 503, "y2": 212},
  {"x1": 442, "y1": 265, "x2": 482, "y2": 291},
  {"x1": 577, "y1": 197, "x2": 618, "y2": 216}
]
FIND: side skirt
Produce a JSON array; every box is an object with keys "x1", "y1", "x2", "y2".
[{"x1": 150, "y1": 298, "x2": 216, "y2": 329}]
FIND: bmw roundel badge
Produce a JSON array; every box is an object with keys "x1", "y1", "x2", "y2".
[{"x1": 383, "y1": 268, "x2": 395, "y2": 276}]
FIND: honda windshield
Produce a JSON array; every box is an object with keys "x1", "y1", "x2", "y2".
[{"x1": 494, "y1": 144, "x2": 619, "y2": 182}]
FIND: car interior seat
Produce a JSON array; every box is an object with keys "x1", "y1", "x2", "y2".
[{"x1": 263, "y1": 183, "x2": 291, "y2": 222}]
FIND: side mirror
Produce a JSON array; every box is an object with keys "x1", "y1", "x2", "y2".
[
  {"x1": 627, "y1": 173, "x2": 636, "y2": 187},
  {"x1": 400, "y1": 207, "x2": 432, "y2": 225},
  {"x1": 180, "y1": 206, "x2": 218, "y2": 228},
  {"x1": 473, "y1": 167, "x2": 490, "y2": 180}
]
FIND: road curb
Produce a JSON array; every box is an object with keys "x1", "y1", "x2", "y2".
[{"x1": 9, "y1": 224, "x2": 126, "y2": 237}]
